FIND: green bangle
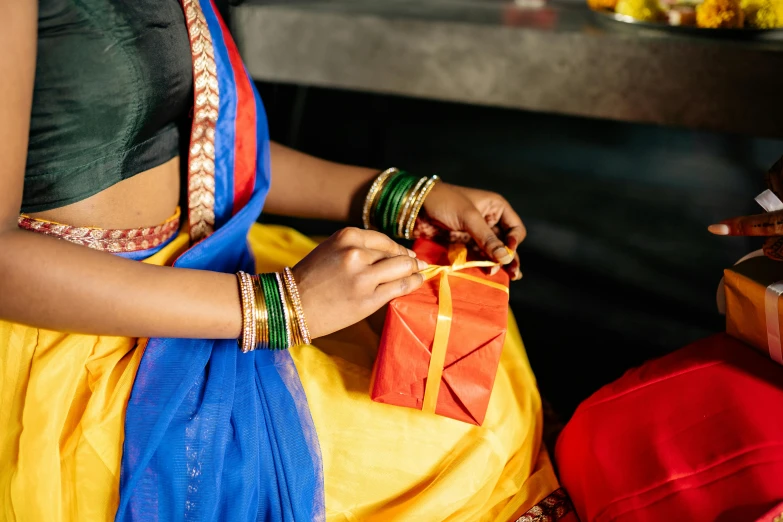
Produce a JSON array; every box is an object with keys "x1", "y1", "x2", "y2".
[
  {"x1": 374, "y1": 170, "x2": 406, "y2": 233},
  {"x1": 382, "y1": 177, "x2": 408, "y2": 234},
  {"x1": 262, "y1": 273, "x2": 285, "y2": 350},
  {"x1": 386, "y1": 174, "x2": 418, "y2": 236},
  {"x1": 270, "y1": 274, "x2": 287, "y2": 350},
  {"x1": 260, "y1": 274, "x2": 276, "y2": 350}
]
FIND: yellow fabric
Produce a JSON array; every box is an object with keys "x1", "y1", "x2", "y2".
[
  {"x1": 1, "y1": 224, "x2": 559, "y2": 521},
  {"x1": 417, "y1": 243, "x2": 509, "y2": 413}
]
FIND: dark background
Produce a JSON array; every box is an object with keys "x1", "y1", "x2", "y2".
[{"x1": 255, "y1": 81, "x2": 783, "y2": 418}]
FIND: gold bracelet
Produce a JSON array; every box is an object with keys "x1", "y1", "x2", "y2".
[
  {"x1": 285, "y1": 290, "x2": 304, "y2": 346},
  {"x1": 280, "y1": 280, "x2": 299, "y2": 346},
  {"x1": 396, "y1": 176, "x2": 428, "y2": 239},
  {"x1": 285, "y1": 267, "x2": 313, "y2": 344},
  {"x1": 283, "y1": 267, "x2": 311, "y2": 345},
  {"x1": 246, "y1": 272, "x2": 259, "y2": 352},
  {"x1": 236, "y1": 271, "x2": 257, "y2": 353},
  {"x1": 404, "y1": 176, "x2": 440, "y2": 240},
  {"x1": 275, "y1": 272, "x2": 293, "y2": 349},
  {"x1": 362, "y1": 168, "x2": 398, "y2": 230},
  {"x1": 237, "y1": 271, "x2": 250, "y2": 353}
]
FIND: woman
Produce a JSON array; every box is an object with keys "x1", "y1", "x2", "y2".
[{"x1": 0, "y1": 1, "x2": 573, "y2": 520}]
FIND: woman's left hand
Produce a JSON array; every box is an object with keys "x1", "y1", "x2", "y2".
[{"x1": 415, "y1": 183, "x2": 525, "y2": 281}]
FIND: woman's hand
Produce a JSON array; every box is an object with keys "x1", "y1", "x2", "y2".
[
  {"x1": 291, "y1": 227, "x2": 428, "y2": 339},
  {"x1": 415, "y1": 183, "x2": 525, "y2": 280}
]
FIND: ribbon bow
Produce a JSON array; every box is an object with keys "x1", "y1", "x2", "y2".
[{"x1": 417, "y1": 243, "x2": 510, "y2": 414}]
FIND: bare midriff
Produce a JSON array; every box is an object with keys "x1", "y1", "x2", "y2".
[{"x1": 27, "y1": 157, "x2": 181, "y2": 229}]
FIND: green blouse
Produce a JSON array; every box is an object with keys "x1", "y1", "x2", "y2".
[{"x1": 23, "y1": 0, "x2": 194, "y2": 213}]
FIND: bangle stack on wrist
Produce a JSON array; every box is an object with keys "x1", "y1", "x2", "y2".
[
  {"x1": 235, "y1": 268, "x2": 311, "y2": 353},
  {"x1": 362, "y1": 168, "x2": 440, "y2": 240}
]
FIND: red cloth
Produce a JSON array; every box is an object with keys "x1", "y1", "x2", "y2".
[
  {"x1": 370, "y1": 239, "x2": 509, "y2": 425},
  {"x1": 555, "y1": 333, "x2": 783, "y2": 522}
]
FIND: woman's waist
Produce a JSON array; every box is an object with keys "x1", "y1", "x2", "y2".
[
  {"x1": 25, "y1": 157, "x2": 181, "y2": 230},
  {"x1": 19, "y1": 159, "x2": 185, "y2": 259}
]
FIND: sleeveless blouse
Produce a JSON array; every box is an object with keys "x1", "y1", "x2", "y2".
[{"x1": 23, "y1": 0, "x2": 194, "y2": 213}]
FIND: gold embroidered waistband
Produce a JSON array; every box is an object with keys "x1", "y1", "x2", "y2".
[
  {"x1": 18, "y1": 207, "x2": 182, "y2": 253},
  {"x1": 514, "y1": 488, "x2": 574, "y2": 522}
]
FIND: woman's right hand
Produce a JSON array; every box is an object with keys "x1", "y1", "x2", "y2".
[{"x1": 291, "y1": 227, "x2": 428, "y2": 339}]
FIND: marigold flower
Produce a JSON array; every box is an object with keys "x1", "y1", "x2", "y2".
[
  {"x1": 741, "y1": 0, "x2": 783, "y2": 28},
  {"x1": 615, "y1": 0, "x2": 666, "y2": 21},
  {"x1": 696, "y1": 0, "x2": 745, "y2": 28},
  {"x1": 588, "y1": 0, "x2": 619, "y2": 10}
]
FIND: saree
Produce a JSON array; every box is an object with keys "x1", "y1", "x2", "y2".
[{"x1": 0, "y1": 0, "x2": 570, "y2": 520}]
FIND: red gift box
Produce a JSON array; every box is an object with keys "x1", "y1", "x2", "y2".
[{"x1": 370, "y1": 239, "x2": 510, "y2": 425}]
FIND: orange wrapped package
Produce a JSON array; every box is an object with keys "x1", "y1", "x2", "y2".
[
  {"x1": 724, "y1": 254, "x2": 783, "y2": 364},
  {"x1": 370, "y1": 239, "x2": 510, "y2": 425}
]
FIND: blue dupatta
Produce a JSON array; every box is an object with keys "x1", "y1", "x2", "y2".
[{"x1": 115, "y1": 1, "x2": 324, "y2": 519}]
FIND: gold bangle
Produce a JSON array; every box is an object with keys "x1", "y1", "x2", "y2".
[
  {"x1": 288, "y1": 292, "x2": 303, "y2": 346},
  {"x1": 281, "y1": 276, "x2": 297, "y2": 346},
  {"x1": 280, "y1": 283, "x2": 300, "y2": 346},
  {"x1": 249, "y1": 273, "x2": 259, "y2": 351},
  {"x1": 275, "y1": 272, "x2": 293, "y2": 349},
  {"x1": 236, "y1": 271, "x2": 257, "y2": 353},
  {"x1": 285, "y1": 276, "x2": 305, "y2": 346},
  {"x1": 283, "y1": 267, "x2": 311, "y2": 345},
  {"x1": 245, "y1": 272, "x2": 258, "y2": 352},
  {"x1": 362, "y1": 168, "x2": 398, "y2": 230},
  {"x1": 396, "y1": 176, "x2": 428, "y2": 239},
  {"x1": 237, "y1": 272, "x2": 249, "y2": 352},
  {"x1": 404, "y1": 176, "x2": 440, "y2": 240}
]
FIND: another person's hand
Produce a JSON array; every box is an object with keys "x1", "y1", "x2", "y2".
[
  {"x1": 708, "y1": 156, "x2": 783, "y2": 260},
  {"x1": 416, "y1": 183, "x2": 525, "y2": 280},
  {"x1": 292, "y1": 227, "x2": 427, "y2": 339}
]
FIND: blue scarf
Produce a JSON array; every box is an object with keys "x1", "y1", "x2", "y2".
[{"x1": 116, "y1": 1, "x2": 324, "y2": 519}]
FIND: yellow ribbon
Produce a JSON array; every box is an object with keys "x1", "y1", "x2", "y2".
[{"x1": 417, "y1": 244, "x2": 510, "y2": 414}]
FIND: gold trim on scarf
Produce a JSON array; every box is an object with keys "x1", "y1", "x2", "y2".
[{"x1": 182, "y1": 0, "x2": 219, "y2": 242}]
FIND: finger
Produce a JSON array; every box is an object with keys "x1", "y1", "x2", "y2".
[
  {"x1": 708, "y1": 209, "x2": 783, "y2": 236},
  {"x1": 764, "y1": 236, "x2": 783, "y2": 261},
  {"x1": 360, "y1": 229, "x2": 416, "y2": 258},
  {"x1": 375, "y1": 273, "x2": 425, "y2": 304},
  {"x1": 463, "y1": 210, "x2": 514, "y2": 264},
  {"x1": 334, "y1": 227, "x2": 413, "y2": 255},
  {"x1": 369, "y1": 255, "x2": 429, "y2": 283},
  {"x1": 505, "y1": 252, "x2": 522, "y2": 281},
  {"x1": 498, "y1": 207, "x2": 527, "y2": 251},
  {"x1": 492, "y1": 252, "x2": 522, "y2": 280}
]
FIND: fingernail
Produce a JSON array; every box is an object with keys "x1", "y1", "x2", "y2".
[
  {"x1": 494, "y1": 246, "x2": 514, "y2": 265},
  {"x1": 497, "y1": 252, "x2": 514, "y2": 265},
  {"x1": 408, "y1": 249, "x2": 417, "y2": 257},
  {"x1": 708, "y1": 224, "x2": 729, "y2": 235},
  {"x1": 514, "y1": 271, "x2": 523, "y2": 281},
  {"x1": 417, "y1": 260, "x2": 429, "y2": 270},
  {"x1": 490, "y1": 265, "x2": 500, "y2": 276}
]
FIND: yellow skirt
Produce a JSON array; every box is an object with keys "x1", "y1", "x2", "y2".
[{"x1": 0, "y1": 224, "x2": 560, "y2": 521}]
